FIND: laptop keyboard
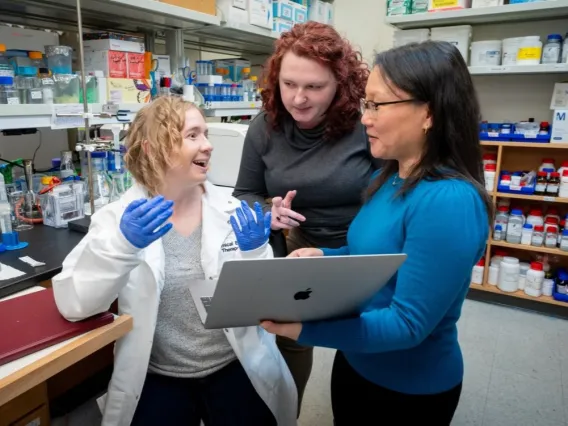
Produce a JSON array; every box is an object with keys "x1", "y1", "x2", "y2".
[{"x1": 201, "y1": 297, "x2": 213, "y2": 313}]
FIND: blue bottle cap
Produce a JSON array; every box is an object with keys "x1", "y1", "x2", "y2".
[
  {"x1": 511, "y1": 209, "x2": 523, "y2": 215},
  {"x1": 563, "y1": 229, "x2": 568, "y2": 236},
  {"x1": 543, "y1": 168, "x2": 555, "y2": 172},
  {"x1": 495, "y1": 224, "x2": 502, "y2": 231},
  {"x1": 523, "y1": 223, "x2": 533, "y2": 229},
  {"x1": 0, "y1": 76, "x2": 13, "y2": 85},
  {"x1": 547, "y1": 34, "x2": 563, "y2": 41}
]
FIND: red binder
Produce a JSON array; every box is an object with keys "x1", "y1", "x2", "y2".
[{"x1": 0, "y1": 288, "x2": 114, "y2": 366}]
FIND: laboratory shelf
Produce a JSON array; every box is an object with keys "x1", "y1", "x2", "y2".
[
  {"x1": 495, "y1": 192, "x2": 568, "y2": 204},
  {"x1": 469, "y1": 282, "x2": 567, "y2": 307},
  {"x1": 490, "y1": 239, "x2": 568, "y2": 257},
  {"x1": 469, "y1": 63, "x2": 568, "y2": 76},
  {"x1": 0, "y1": 103, "x2": 145, "y2": 130},
  {"x1": 0, "y1": 0, "x2": 220, "y2": 33},
  {"x1": 481, "y1": 141, "x2": 568, "y2": 148},
  {"x1": 385, "y1": 0, "x2": 568, "y2": 29},
  {"x1": 202, "y1": 101, "x2": 263, "y2": 117}
]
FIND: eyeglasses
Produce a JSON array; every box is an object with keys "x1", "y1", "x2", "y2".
[{"x1": 360, "y1": 99, "x2": 416, "y2": 117}]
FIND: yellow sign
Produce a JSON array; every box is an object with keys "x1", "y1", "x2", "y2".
[
  {"x1": 517, "y1": 47, "x2": 542, "y2": 61},
  {"x1": 431, "y1": 0, "x2": 459, "y2": 8}
]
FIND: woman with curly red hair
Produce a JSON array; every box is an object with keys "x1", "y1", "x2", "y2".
[{"x1": 233, "y1": 21, "x2": 381, "y2": 414}]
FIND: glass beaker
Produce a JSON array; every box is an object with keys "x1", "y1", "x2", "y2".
[{"x1": 9, "y1": 191, "x2": 34, "y2": 231}]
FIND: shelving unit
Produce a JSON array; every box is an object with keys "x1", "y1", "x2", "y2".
[
  {"x1": 386, "y1": 2, "x2": 568, "y2": 312},
  {"x1": 385, "y1": 0, "x2": 568, "y2": 29}
]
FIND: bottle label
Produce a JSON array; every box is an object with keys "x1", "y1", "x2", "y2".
[
  {"x1": 542, "y1": 45, "x2": 560, "y2": 63},
  {"x1": 526, "y1": 274, "x2": 543, "y2": 290},
  {"x1": 546, "y1": 234, "x2": 557, "y2": 247},
  {"x1": 546, "y1": 184, "x2": 559, "y2": 194},
  {"x1": 508, "y1": 222, "x2": 522, "y2": 237},
  {"x1": 30, "y1": 91, "x2": 42, "y2": 100},
  {"x1": 0, "y1": 69, "x2": 13, "y2": 77},
  {"x1": 532, "y1": 235, "x2": 543, "y2": 246},
  {"x1": 518, "y1": 47, "x2": 542, "y2": 61},
  {"x1": 535, "y1": 183, "x2": 546, "y2": 192},
  {"x1": 7, "y1": 97, "x2": 19, "y2": 105}
]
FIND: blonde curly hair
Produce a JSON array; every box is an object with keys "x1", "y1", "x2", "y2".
[{"x1": 124, "y1": 96, "x2": 204, "y2": 195}]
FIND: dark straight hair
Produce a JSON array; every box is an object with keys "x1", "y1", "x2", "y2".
[{"x1": 365, "y1": 40, "x2": 493, "y2": 223}]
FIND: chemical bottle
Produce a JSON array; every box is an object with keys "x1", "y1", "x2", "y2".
[
  {"x1": 494, "y1": 206, "x2": 509, "y2": 234},
  {"x1": 525, "y1": 261, "x2": 544, "y2": 297},
  {"x1": 506, "y1": 209, "x2": 524, "y2": 244},
  {"x1": 0, "y1": 173, "x2": 11, "y2": 234},
  {"x1": 471, "y1": 258, "x2": 485, "y2": 285}
]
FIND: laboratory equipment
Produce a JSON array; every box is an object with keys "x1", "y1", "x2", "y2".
[
  {"x1": 39, "y1": 181, "x2": 85, "y2": 228},
  {"x1": 23, "y1": 159, "x2": 42, "y2": 222},
  {"x1": 53, "y1": 74, "x2": 80, "y2": 103},
  {"x1": 206, "y1": 123, "x2": 248, "y2": 192},
  {"x1": 9, "y1": 191, "x2": 33, "y2": 231},
  {"x1": 60, "y1": 150, "x2": 75, "y2": 180},
  {"x1": 45, "y1": 45, "x2": 73, "y2": 74}
]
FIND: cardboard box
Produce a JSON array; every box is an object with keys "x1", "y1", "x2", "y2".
[
  {"x1": 83, "y1": 38, "x2": 144, "y2": 53},
  {"x1": 551, "y1": 83, "x2": 568, "y2": 110},
  {"x1": 159, "y1": 0, "x2": 216, "y2": 15},
  {"x1": 216, "y1": 0, "x2": 249, "y2": 24},
  {"x1": 0, "y1": 26, "x2": 59, "y2": 53},
  {"x1": 128, "y1": 52, "x2": 146, "y2": 79},
  {"x1": 552, "y1": 110, "x2": 568, "y2": 143},
  {"x1": 273, "y1": 17, "x2": 294, "y2": 33},
  {"x1": 293, "y1": 2, "x2": 307, "y2": 23},
  {"x1": 84, "y1": 50, "x2": 127, "y2": 78},
  {"x1": 249, "y1": 0, "x2": 273, "y2": 29},
  {"x1": 428, "y1": 0, "x2": 471, "y2": 11},
  {"x1": 273, "y1": 0, "x2": 295, "y2": 21},
  {"x1": 107, "y1": 78, "x2": 153, "y2": 104}
]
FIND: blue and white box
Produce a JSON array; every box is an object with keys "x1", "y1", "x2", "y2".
[
  {"x1": 293, "y1": 2, "x2": 308, "y2": 23},
  {"x1": 552, "y1": 110, "x2": 568, "y2": 143},
  {"x1": 273, "y1": 0, "x2": 295, "y2": 21},
  {"x1": 273, "y1": 17, "x2": 294, "y2": 33}
]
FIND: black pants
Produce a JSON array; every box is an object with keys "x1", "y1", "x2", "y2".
[
  {"x1": 331, "y1": 351, "x2": 462, "y2": 425},
  {"x1": 131, "y1": 360, "x2": 276, "y2": 426}
]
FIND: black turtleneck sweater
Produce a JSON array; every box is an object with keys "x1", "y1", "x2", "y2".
[{"x1": 232, "y1": 111, "x2": 382, "y2": 249}]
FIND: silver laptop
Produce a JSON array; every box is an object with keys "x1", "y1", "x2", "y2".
[{"x1": 189, "y1": 254, "x2": 407, "y2": 329}]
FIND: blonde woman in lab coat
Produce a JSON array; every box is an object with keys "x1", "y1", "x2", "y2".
[{"x1": 51, "y1": 96, "x2": 297, "y2": 426}]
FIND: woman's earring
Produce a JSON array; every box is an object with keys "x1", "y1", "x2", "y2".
[{"x1": 423, "y1": 127, "x2": 429, "y2": 135}]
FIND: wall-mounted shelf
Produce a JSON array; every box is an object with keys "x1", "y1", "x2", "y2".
[
  {"x1": 385, "y1": 0, "x2": 568, "y2": 29},
  {"x1": 202, "y1": 101, "x2": 263, "y2": 117},
  {"x1": 470, "y1": 282, "x2": 568, "y2": 307},
  {"x1": 469, "y1": 63, "x2": 568, "y2": 76},
  {"x1": 0, "y1": 0, "x2": 219, "y2": 33},
  {"x1": 0, "y1": 103, "x2": 145, "y2": 130}
]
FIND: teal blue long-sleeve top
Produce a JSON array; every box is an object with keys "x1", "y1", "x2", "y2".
[{"x1": 297, "y1": 173, "x2": 488, "y2": 394}]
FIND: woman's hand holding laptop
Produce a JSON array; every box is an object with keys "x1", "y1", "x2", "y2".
[{"x1": 287, "y1": 248, "x2": 324, "y2": 258}]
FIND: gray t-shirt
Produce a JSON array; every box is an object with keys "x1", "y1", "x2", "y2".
[
  {"x1": 233, "y1": 112, "x2": 382, "y2": 248},
  {"x1": 148, "y1": 225, "x2": 236, "y2": 378}
]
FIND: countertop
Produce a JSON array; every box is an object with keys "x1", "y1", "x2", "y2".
[{"x1": 0, "y1": 226, "x2": 84, "y2": 299}]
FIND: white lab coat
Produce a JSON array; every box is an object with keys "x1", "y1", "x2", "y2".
[{"x1": 51, "y1": 181, "x2": 297, "y2": 426}]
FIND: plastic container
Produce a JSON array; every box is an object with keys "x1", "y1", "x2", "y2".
[
  {"x1": 0, "y1": 44, "x2": 14, "y2": 78},
  {"x1": 430, "y1": 25, "x2": 472, "y2": 65},
  {"x1": 393, "y1": 28, "x2": 430, "y2": 48},
  {"x1": 506, "y1": 209, "x2": 524, "y2": 244},
  {"x1": 526, "y1": 210, "x2": 544, "y2": 228},
  {"x1": 471, "y1": 258, "x2": 485, "y2": 284},
  {"x1": 470, "y1": 40, "x2": 502, "y2": 66},
  {"x1": 542, "y1": 34, "x2": 562, "y2": 64},
  {"x1": 562, "y1": 33, "x2": 568, "y2": 64},
  {"x1": 494, "y1": 206, "x2": 509, "y2": 234},
  {"x1": 560, "y1": 230, "x2": 568, "y2": 252},
  {"x1": 545, "y1": 226, "x2": 558, "y2": 248},
  {"x1": 493, "y1": 224, "x2": 503, "y2": 241},
  {"x1": 531, "y1": 225, "x2": 544, "y2": 246},
  {"x1": 516, "y1": 36, "x2": 542, "y2": 65},
  {"x1": 484, "y1": 163, "x2": 496, "y2": 191},
  {"x1": 45, "y1": 45, "x2": 73, "y2": 74},
  {"x1": 28, "y1": 51, "x2": 45, "y2": 69},
  {"x1": 0, "y1": 76, "x2": 19, "y2": 105},
  {"x1": 521, "y1": 223, "x2": 533, "y2": 245},
  {"x1": 502, "y1": 37, "x2": 523, "y2": 65},
  {"x1": 488, "y1": 264, "x2": 499, "y2": 286},
  {"x1": 498, "y1": 256, "x2": 520, "y2": 293},
  {"x1": 53, "y1": 74, "x2": 80, "y2": 103},
  {"x1": 518, "y1": 262, "x2": 530, "y2": 291},
  {"x1": 38, "y1": 68, "x2": 54, "y2": 105},
  {"x1": 524, "y1": 261, "x2": 544, "y2": 297}
]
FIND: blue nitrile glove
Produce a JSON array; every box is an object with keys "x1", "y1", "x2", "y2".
[
  {"x1": 230, "y1": 200, "x2": 271, "y2": 252},
  {"x1": 119, "y1": 195, "x2": 174, "y2": 249}
]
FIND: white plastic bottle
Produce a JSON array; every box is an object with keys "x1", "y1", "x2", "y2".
[
  {"x1": 498, "y1": 256, "x2": 520, "y2": 293},
  {"x1": 0, "y1": 173, "x2": 11, "y2": 234},
  {"x1": 524, "y1": 262, "x2": 544, "y2": 297},
  {"x1": 542, "y1": 34, "x2": 562, "y2": 64},
  {"x1": 521, "y1": 223, "x2": 533, "y2": 245},
  {"x1": 471, "y1": 258, "x2": 485, "y2": 285},
  {"x1": 517, "y1": 36, "x2": 543, "y2": 65},
  {"x1": 560, "y1": 170, "x2": 568, "y2": 198},
  {"x1": 563, "y1": 33, "x2": 568, "y2": 64},
  {"x1": 484, "y1": 163, "x2": 496, "y2": 192},
  {"x1": 494, "y1": 206, "x2": 509, "y2": 234},
  {"x1": 506, "y1": 209, "x2": 525, "y2": 244}
]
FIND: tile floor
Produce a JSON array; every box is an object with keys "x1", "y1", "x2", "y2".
[{"x1": 53, "y1": 299, "x2": 568, "y2": 426}]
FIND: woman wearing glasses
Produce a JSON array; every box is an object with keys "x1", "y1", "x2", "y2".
[
  {"x1": 232, "y1": 22, "x2": 381, "y2": 413},
  {"x1": 261, "y1": 41, "x2": 491, "y2": 424}
]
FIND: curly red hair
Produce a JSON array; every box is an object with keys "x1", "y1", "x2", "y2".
[{"x1": 261, "y1": 22, "x2": 369, "y2": 141}]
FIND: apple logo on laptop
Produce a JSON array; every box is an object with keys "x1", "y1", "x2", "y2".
[{"x1": 294, "y1": 288, "x2": 312, "y2": 300}]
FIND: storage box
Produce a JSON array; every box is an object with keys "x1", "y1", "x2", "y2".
[
  {"x1": 274, "y1": 17, "x2": 294, "y2": 33},
  {"x1": 411, "y1": 0, "x2": 429, "y2": 13},
  {"x1": 430, "y1": 25, "x2": 472, "y2": 64},
  {"x1": 83, "y1": 37, "x2": 144, "y2": 53},
  {"x1": 107, "y1": 78, "x2": 153, "y2": 103},
  {"x1": 293, "y1": 2, "x2": 308, "y2": 23},
  {"x1": 159, "y1": 0, "x2": 216, "y2": 15},
  {"x1": 551, "y1": 83, "x2": 568, "y2": 110},
  {"x1": 213, "y1": 58, "x2": 251, "y2": 81},
  {"x1": 0, "y1": 26, "x2": 59, "y2": 53},
  {"x1": 249, "y1": 0, "x2": 273, "y2": 29},
  {"x1": 471, "y1": 0, "x2": 503, "y2": 7},
  {"x1": 393, "y1": 28, "x2": 430, "y2": 48},
  {"x1": 552, "y1": 110, "x2": 568, "y2": 143},
  {"x1": 308, "y1": 0, "x2": 326, "y2": 22},
  {"x1": 428, "y1": 0, "x2": 471, "y2": 11},
  {"x1": 273, "y1": 0, "x2": 295, "y2": 20},
  {"x1": 127, "y1": 52, "x2": 146, "y2": 79},
  {"x1": 84, "y1": 50, "x2": 127, "y2": 78},
  {"x1": 323, "y1": 1, "x2": 333, "y2": 24},
  {"x1": 387, "y1": 0, "x2": 412, "y2": 16},
  {"x1": 216, "y1": 0, "x2": 250, "y2": 24}
]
